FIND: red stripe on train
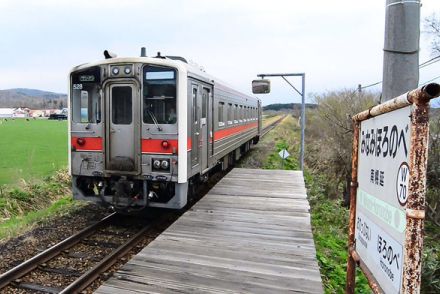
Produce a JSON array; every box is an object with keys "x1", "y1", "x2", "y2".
[
  {"x1": 214, "y1": 122, "x2": 258, "y2": 141},
  {"x1": 142, "y1": 139, "x2": 178, "y2": 154},
  {"x1": 71, "y1": 137, "x2": 103, "y2": 151},
  {"x1": 141, "y1": 138, "x2": 192, "y2": 154}
]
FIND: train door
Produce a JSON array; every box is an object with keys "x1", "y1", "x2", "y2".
[
  {"x1": 191, "y1": 84, "x2": 199, "y2": 168},
  {"x1": 105, "y1": 83, "x2": 140, "y2": 173},
  {"x1": 201, "y1": 86, "x2": 212, "y2": 172}
]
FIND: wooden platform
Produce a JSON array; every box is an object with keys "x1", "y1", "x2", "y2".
[{"x1": 96, "y1": 168, "x2": 323, "y2": 293}]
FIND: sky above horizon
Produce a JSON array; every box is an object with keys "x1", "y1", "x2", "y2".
[{"x1": 1, "y1": 0, "x2": 440, "y2": 105}]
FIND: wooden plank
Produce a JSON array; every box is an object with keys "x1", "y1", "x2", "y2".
[
  {"x1": 124, "y1": 255, "x2": 323, "y2": 290},
  {"x1": 96, "y1": 168, "x2": 323, "y2": 293},
  {"x1": 182, "y1": 209, "x2": 312, "y2": 225},
  {"x1": 101, "y1": 270, "x2": 318, "y2": 294},
  {"x1": 155, "y1": 232, "x2": 318, "y2": 255},
  {"x1": 175, "y1": 215, "x2": 311, "y2": 232},
  {"x1": 135, "y1": 244, "x2": 319, "y2": 270},
  {"x1": 111, "y1": 263, "x2": 323, "y2": 293},
  {"x1": 208, "y1": 187, "x2": 307, "y2": 199}
]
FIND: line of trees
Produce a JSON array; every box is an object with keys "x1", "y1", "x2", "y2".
[{"x1": 0, "y1": 97, "x2": 67, "y2": 109}]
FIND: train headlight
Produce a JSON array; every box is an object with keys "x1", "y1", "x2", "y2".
[
  {"x1": 161, "y1": 160, "x2": 169, "y2": 170},
  {"x1": 112, "y1": 67, "x2": 120, "y2": 75},
  {"x1": 153, "y1": 160, "x2": 161, "y2": 169},
  {"x1": 124, "y1": 66, "x2": 131, "y2": 74}
]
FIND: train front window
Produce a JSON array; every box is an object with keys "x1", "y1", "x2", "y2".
[
  {"x1": 71, "y1": 68, "x2": 101, "y2": 123},
  {"x1": 143, "y1": 65, "x2": 177, "y2": 124}
]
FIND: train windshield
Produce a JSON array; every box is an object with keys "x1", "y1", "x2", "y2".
[
  {"x1": 143, "y1": 65, "x2": 177, "y2": 124},
  {"x1": 71, "y1": 67, "x2": 101, "y2": 123}
]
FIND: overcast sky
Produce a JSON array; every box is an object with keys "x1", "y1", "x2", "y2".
[{"x1": 1, "y1": 0, "x2": 440, "y2": 105}]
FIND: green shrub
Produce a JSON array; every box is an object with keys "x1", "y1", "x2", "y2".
[
  {"x1": 305, "y1": 170, "x2": 370, "y2": 293},
  {"x1": 8, "y1": 189, "x2": 31, "y2": 202},
  {"x1": 421, "y1": 221, "x2": 440, "y2": 292}
]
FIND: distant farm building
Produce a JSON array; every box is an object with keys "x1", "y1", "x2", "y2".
[
  {"x1": 0, "y1": 108, "x2": 14, "y2": 118},
  {"x1": 29, "y1": 110, "x2": 45, "y2": 117},
  {"x1": 0, "y1": 108, "x2": 31, "y2": 118},
  {"x1": 13, "y1": 108, "x2": 30, "y2": 118}
]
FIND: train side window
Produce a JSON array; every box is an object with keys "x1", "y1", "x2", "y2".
[
  {"x1": 227, "y1": 103, "x2": 233, "y2": 124},
  {"x1": 234, "y1": 104, "x2": 238, "y2": 123},
  {"x1": 193, "y1": 88, "x2": 198, "y2": 124},
  {"x1": 239, "y1": 105, "x2": 243, "y2": 122},
  {"x1": 202, "y1": 89, "x2": 208, "y2": 119},
  {"x1": 218, "y1": 102, "x2": 225, "y2": 127}
]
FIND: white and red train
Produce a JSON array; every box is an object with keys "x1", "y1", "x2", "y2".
[{"x1": 69, "y1": 49, "x2": 262, "y2": 212}]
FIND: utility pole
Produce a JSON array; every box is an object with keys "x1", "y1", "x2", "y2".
[{"x1": 382, "y1": 0, "x2": 420, "y2": 101}]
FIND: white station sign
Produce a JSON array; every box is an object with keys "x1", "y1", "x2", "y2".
[{"x1": 355, "y1": 106, "x2": 411, "y2": 293}]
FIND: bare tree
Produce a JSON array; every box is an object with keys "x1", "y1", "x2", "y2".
[
  {"x1": 306, "y1": 89, "x2": 376, "y2": 203},
  {"x1": 425, "y1": 13, "x2": 440, "y2": 55}
]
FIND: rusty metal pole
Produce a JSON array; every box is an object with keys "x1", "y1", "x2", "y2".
[
  {"x1": 345, "y1": 120, "x2": 360, "y2": 294},
  {"x1": 402, "y1": 92, "x2": 431, "y2": 293}
]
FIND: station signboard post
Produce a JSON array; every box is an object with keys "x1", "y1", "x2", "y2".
[{"x1": 346, "y1": 84, "x2": 440, "y2": 293}]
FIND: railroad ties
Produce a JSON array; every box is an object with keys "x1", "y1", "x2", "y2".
[{"x1": 96, "y1": 168, "x2": 323, "y2": 293}]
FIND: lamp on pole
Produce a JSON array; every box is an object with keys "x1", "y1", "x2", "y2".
[{"x1": 254, "y1": 73, "x2": 306, "y2": 171}]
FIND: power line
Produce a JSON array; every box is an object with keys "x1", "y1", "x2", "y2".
[
  {"x1": 419, "y1": 74, "x2": 440, "y2": 86},
  {"x1": 419, "y1": 55, "x2": 440, "y2": 67},
  {"x1": 360, "y1": 54, "x2": 440, "y2": 90},
  {"x1": 360, "y1": 81, "x2": 382, "y2": 89},
  {"x1": 419, "y1": 58, "x2": 440, "y2": 69}
]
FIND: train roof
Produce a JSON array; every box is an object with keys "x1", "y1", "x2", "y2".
[{"x1": 70, "y1": 56, "x2": 259, "y2": 103}]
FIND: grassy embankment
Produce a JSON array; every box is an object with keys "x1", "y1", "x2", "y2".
[
  {"x1": 0, "y1": 119, "x2": 76, "y2": 241},
  {"x1": 240, "y1": 114, "x2": 370, "y2": 293}
]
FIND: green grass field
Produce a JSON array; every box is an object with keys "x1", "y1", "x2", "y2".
[{"x1": 0, "y1": 119, "x2": 68, "y2": 186}]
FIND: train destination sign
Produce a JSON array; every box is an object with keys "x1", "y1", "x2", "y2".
[
  {"x1": 346, "y1": 84, "x2": 440, "y2": 294},
  {"x1": 79, "y1": 74, "x2": 96, "y2": 82},
  {"x1": 355, "y1": 105, "x2": 410, "y2": 293}
]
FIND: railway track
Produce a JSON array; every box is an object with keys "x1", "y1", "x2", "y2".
[
  {"x1": 261, "y1": 114, "x2": 286, "y2": 137},
  {"x1": 0, "y1": 114, "x2": 285, "y2": 294},
  {"x1": 0, "y1": 213, "x2": 161, "y2": 293}
]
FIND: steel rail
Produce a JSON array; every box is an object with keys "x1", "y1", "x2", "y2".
[
  {"x1": 60, "y1": 223, "x2": 151, "y2": 294},
  {"x1": 0, "y1": 212, "x2": 117, "y2": 290},
  {"x1": 261, "y1": 115, "x2": 286, "y2": 137}
]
